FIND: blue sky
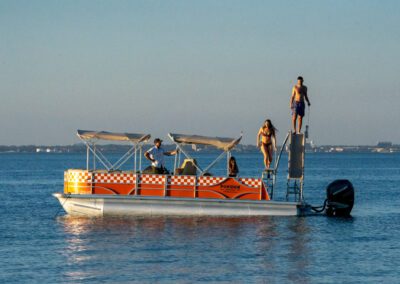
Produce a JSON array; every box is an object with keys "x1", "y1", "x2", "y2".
[{"x1": 1, "y1": 0, "x2": 399, "y2": 145}]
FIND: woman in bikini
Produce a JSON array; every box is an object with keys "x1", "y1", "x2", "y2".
[
  {"x1": 257, "y1": 119, "x2": 277, "y2": 170},
  {"x1": 228, "y1": 156, "x2": 239, "y2": 177}
]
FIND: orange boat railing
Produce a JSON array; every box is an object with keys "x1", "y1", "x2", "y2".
[{"x1": 64, "y1": 170, "x2": 270, "y2": 201}]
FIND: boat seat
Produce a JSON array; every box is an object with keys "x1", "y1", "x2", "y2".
[
  {"x1": 142, "y1": 165, "x2": 168, "y2": 174},
  {"x1": 179, "y1": 159, "x2": 197, "y2": 176},
  {"x1": 174, "y1": 168, "x2": 184, "y2": 175}
]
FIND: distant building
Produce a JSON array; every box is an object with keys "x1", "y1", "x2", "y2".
[
  {"x1": 377, "y1": 141, "x2": 392, "y2": 147},
  {"x1": 328, "y1": 147, "x2": 344, "y2": 153}
]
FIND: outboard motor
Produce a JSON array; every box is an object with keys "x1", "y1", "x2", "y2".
[{"x1": 325, "y1": 179, "x2": 354, "y2": 217}]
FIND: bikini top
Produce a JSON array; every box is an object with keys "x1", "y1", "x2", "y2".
[{"x1": 262, "y1": 128, "x2": 272, "y2": 138}]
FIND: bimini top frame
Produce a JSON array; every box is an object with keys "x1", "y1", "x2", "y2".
[
  {"x1": 77, "y1": 130, "x2": 151, "y2": 172},
  {"x1": 168, "y1": 133, "x2": 242, "y2": 176}
]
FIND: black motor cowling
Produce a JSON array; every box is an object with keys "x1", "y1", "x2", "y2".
[{"x1": 325, "y1": 179, "x2": 354, "y2": 217}]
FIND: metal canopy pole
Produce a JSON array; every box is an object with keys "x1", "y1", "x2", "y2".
[
  {"x1": 85, "y1": 143, "x2": 112, "y2": 171},
  {"x1": 134, "y1": 146, "x2": 137, "y2": 173},
  {"x1": 167, "y1": 134, "x2": 239, "y2": 177},
  {"x1": 177, "y1": 149, "x2": 181, "y2": 168},
  {"x1": 93, "y1": 143, "x2": 96, "y2": 171},
  {"x1": 78, "y1": 134, "x2": 151, "y2": 173},
  {"x1": 86, "y1": 144, "x2": 90, "y2": 171},
  {"x1": 94, "y1": 146, "x2": 113, "y2": 169},
  {"x1": 201, "y1": 150, "x2": 227, "y2": 176},
  {"x1": 113, "y1": 150, "x2": 134, "y2": 170},
  {"x1": 139, "y1": 146, "x2": 143, "y2": 172},
  {"x1": 226, "y1": 151, "x2": 231, "y2": 176},
  {"x1": 173, "y1": 145, "x2": 178, "y2": 173},
  {"x1": 111, "y1": 144, "x2": 137, "y2": 169},
  {"x1": 111, "y1": 145, "x2": 137, "y2": 170},
  {"x1": 171, "y1": 142, "x2": 204, "y2": 174}
]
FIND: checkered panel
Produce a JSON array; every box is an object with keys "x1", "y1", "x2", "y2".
[
  {"x1": 140, "y1": 174, "x2": 165, "y2": 185},
  {"x1": 197, "y1": 176, "x2": 226, "y2": 186},
  {"x1": 94, "y1": 173, "x2": 136, "y2": 184},
  {"x1": 64, "y1": 170, "x2": 91, "y2": 183},
  {"x1": 239, "y1": 178, "x2": 262, "y2": 188},
  {"x1": 170, "y1": 176, "x2": 196, "y2": 186}
]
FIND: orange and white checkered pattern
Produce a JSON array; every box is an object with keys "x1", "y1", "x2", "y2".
[
  {"x1": 198, "y1": 176, "x2": 226, "y2": 186},
  {"x1": 64, "y1": 170, "x2": 262, "y2": 189},
  {"x1": 94, "y1": 173, "x2": 136, "y2": 184},
  {"x1": 140, "y1": 174, "x2": 165, "y2": 185},
  {"x1": 64, "y1": 170, "x2": 91, "y2": 183},
  {"x1": 170, "y1": 176, "x2": 196, "y2": 186},
  {"x1": 239, "y1": 178, "x2": 262, "y2": 188}
]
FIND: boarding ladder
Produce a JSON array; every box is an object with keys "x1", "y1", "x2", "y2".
[
  {"x1": 261, "y1": 131, "x2": 306, "y2": 201},
  {"x1": 261, "y1": 132, "x2": 290, "y2": 199},
  {"x1": 286, "y1": 132, "x2": 305, "y2": 201}
]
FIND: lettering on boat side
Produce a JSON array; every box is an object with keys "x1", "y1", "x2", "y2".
[{"x1": 220, "y1": 184, "x2": 240, "y2": 193}]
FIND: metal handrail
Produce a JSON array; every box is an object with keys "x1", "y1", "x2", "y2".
[{"x1": 274, "y1": 131, "x2": 290, "y2": 172}]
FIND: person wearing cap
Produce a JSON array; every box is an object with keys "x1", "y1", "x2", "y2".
[
  {"x1": 290, "y1": 76, "x2": 311, "y2": 134},
  {"x1": 144, "y1": 138, "x2": 178, "y2": 174}
]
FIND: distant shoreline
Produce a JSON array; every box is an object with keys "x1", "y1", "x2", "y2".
[{"x1": 0, "y1": 143, "x2": 399, "y2": 154}]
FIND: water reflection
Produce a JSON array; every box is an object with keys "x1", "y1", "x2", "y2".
[
  {"x1": 57, "y1": 215, "x2": 312, "y2": 282},
  {"x1": 287, "y1": 217, "x2": 311, "y2": 283}
]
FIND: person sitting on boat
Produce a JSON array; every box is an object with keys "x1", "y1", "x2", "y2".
[
  {"x1": 290, "y1": 76, "x2": 311, "y2": 134},
  {"x1": 257, "y1": 119, "x2": 277, "y2": 170},
  {"x1": 144, "y1": 138, "x2": 178, "y2": 174},
  {"x1": 228, "y1": 156, "x2": 239, "y2": 177}
]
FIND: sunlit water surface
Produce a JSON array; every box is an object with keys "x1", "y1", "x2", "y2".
[{"x1": 0, "y1": 153, "x2": 399, "y2": 283}]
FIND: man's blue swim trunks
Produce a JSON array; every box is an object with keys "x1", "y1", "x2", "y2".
[{"x1": 292, "y1": 101, "x2": 305, "y2": 117}]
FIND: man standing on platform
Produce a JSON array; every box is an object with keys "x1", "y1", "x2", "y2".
[
  {"x1": 144, "y1": 138, "x2": 178, "y2": 174},
  {"x1": 290, "y1": 76, "x2": 311, "y2": 134}
]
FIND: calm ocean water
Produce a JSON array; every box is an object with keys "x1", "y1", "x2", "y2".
[{"x1": 0, "y1": 152, "x2": 399, "y2": 283}]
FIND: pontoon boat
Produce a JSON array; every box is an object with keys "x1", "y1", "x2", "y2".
[{"x1": 53, "y1": 130, "x2": 354, "y2": 217}]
